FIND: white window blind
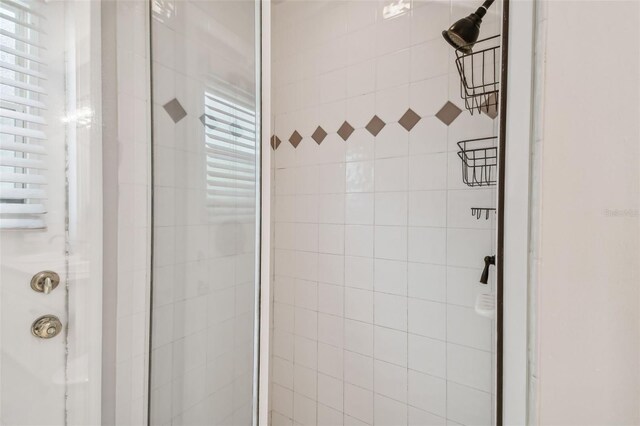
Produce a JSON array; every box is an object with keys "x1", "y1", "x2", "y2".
[
  {"x1": 0, "y1": 0, "x2": 47, "y2": 229},
  {"x1": 203, "y1": 80, "x2": 257, "y2": 224}
]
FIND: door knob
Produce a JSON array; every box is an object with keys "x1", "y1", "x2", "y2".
[
  {"x1": 30, "y1": 271, "x2": 60, "y2": 294},
  {"x1": 31, "y1": 315, "x2": 63, "y2": 339}
]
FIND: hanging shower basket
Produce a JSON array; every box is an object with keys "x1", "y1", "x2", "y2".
[
  {"x1": 454, "y1": 35, "x2": 500, "y2": 115},
  {"x1": 457, "y1": 136, "x2": 497, "y2": 187}
]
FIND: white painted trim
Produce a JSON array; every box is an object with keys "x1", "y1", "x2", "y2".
[
  {"x1": 502, "y1": 1, "x2": 535, "y2": 424},
  {"x1": 66, "y1": 1, "x2": 104, "y2": 424},
  {"x1": 258, "y1": 1, "x2": 272, "y2": 425}
]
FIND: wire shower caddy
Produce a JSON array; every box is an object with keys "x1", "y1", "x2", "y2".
[
  {"x1": 454, "y1": 35, "x2": 500, "y2": 114},
  {"x1": 471, "y1": 207, "x2": 496, "y2": 220},
  {"x1": 457, "y1": 136, "x2": 497, "y2": 187}
]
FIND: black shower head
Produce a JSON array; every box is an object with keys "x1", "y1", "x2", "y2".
[{"x1": 442, "y1": 0, "x2": 494, "y2": 54}]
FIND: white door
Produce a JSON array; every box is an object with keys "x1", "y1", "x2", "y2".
[{"x1": 0, "y1": 1, "x2": 102, "y2": 425}]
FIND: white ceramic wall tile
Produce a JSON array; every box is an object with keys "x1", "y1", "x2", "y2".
[
  {"x1": 347, "y1": 25, "x2": 377, "y2": 64},
  {"x1": 273, "y1": 357, "x2": 295, "y2": 389},
  {"x1": 408, "y1": 334, "x2": 447, "y2": 378},
  {"x1": 375, "y1": 226, "x2": 408, "y2": 261},
  {"x1": 294, "y1": 364, "x2": 318, "y2": 399},
  {"x1": 318, "y1": 283, "x2": 344, "y2": 316},
  {"x1": 374, "y1": 360, "x2": 408, "y2": 402},
  {"x1": 344, "y1": 350, "x2": 374, "y2": 390},
  {"x1": 446, "y1": 228, "x2": 493, "y2": 268},
  {"x1": 318, "y1": 404, "x2": 344, "y2": 426},
  {"x1": 346, "y1": 193, "x2": 375, "y2": 225},
  {"x1": 408, "y1": 262, "x2": 446, "y2": 302},
  {"x1": 318, "y1": 313, "x2": 344, "y2": 349},
  {"x1": 294, "y1": 308, "x2": 318, "y2": 340},
  {"x1": 376, "y1": 49, "x2": 411, "y2": 90},
  {"x1": 346, "y1": 1, "x2": 377, "y2": 31},
  {"x1": 408, "y1": 298, "x2": 446, "y2": 340},
  {"x1": 317, "y1": 373, "x2": 344, "y2": 411},
  {"x1": 446, "y1": 382, "x2": 492, "y2": 426},
  {"x1": 374, "y1": 293, "x2": 408, "y2": 331},
  {"x1": 318, "y1": 343, "x2": 344, "y2": 379},
  {"x1": 373, "y1": 326, "x2": 407, "y2": 367},
  {"x1": 408, "y1": 227, "x2": 447, "y2": 264},
  {"x1": 347, "y1": 161, "x2": 375, "y2": 193},
  {"x1": 344, "y1": 319, "x2": 374, "y2": 356},
  {"x1": 347, "y1": 59, "x2": 377, "y2": 98},
  {"x1": 408, "y1": 191, "x2": 447, "y2": 227},
  {"x1": 272, "y1": 384, "x2": 294, "y2": 418},
  {"x1": 374, "y1": 394, "x2": 408, "y2": 426},
  {"x1": 295, "y1": 336, "x2": 318, "y2": 370},
  {"x1": 408, "y1": 153, "x2": 448, "y2": 191},
  {"x1": 408, "y1": 406, "x2": 446, "y2": 426},
  {"x1": 410, "y1": 1, "x2": 450, "y2": 45},
  {"x1": 374, "y1": 259, "x2": 408, "y2": 296},
  {"x1": 375, "y1": 10, "x2": 410, "y2": 55},
  {"x1": 294, "y1": 392, "x2": 317, "y2": 425},
  {"x1": 375, "y1": 85, "x2": 410, "y2": 123},
  {"x1": 345, "y1": 256, "x2": 374, "y2": 290},
  {"x1": 344, "y1": 384, "x2": 374, "y2": 424},
  {"x1": 446, "y1": 305, "x2": 492, "y2": 352},
  {"x1": 408, "y1": 76, "x2": 449, "y2": 118},
  {"x1": 447, "y1": 343, "x2": 492, "y2": 392},
  {"x1": 346, "y1": 102, "x2": 376, "y2": 136},
  {"x1": 375, "y1": 192, "x2": 408, "y2": 226},
  {"x1": 346, "y1": 288, "x2": 374, "y2": 323},
  {"x1": 446, "y1": 266, "x2": 486, "y2": 308},
  {"x1": 409, "y1": 116, "x2": 448, "y2": 155},
  {"x1": 319, "y1": 224, "x2": 345, "y2": 255},
  {"x1": 407, "y1": 370, "x2": 447, "y2": 417},
  {"x1": 345, "y1": 225, "x2": 374, "y2": 257},
  {"x1": 410, "y1": 39, "x2": 449, "y2": 82}
]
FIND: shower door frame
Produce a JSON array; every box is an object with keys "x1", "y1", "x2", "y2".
[{"x1": 499, "y1": 0, "x2": 535, "y2": 424}]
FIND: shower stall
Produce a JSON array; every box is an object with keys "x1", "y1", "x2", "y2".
[{"x1": 268, "y1": 1, "x2": 501, "y2": 424}]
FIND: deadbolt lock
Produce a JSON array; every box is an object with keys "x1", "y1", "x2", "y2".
[
  {"x1": 30, "y1": 271, "x2": 60, "y2": 294},
  {"x1": 31, "y1": 315, "x2": 63, "y2": 339}
]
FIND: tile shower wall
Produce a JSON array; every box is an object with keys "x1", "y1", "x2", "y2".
[
  {"x1": 149, "y1": 2, "x2": 258, "y2": 425},
  {"x1": 270, "y1": 1, "x2": 500, "y2": 425}
]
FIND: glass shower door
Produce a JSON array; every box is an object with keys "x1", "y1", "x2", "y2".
[{"x1": 148, "y1": 1, "x2": 261, "y2": 424}]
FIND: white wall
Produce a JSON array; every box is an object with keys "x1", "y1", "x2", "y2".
[
  {"x1": 531, "y1": 1, "x2": 640, "y2": 424},
  {"x1": 270, "y1": 1, "x2": 501, "y2": 425}
]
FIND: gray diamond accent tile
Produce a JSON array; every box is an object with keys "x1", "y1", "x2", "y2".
[
  {"x1": 163, "y1": 98, "x2": 187, "y2": 123},
  {"x1": 271, "y1": 135, "x2": 282, "y2": 150},
  {"x1": 398, "y1": 108, "x2": 421, "y2": 131},
  {"x1": 337, "y1": 121, "x2": 355, "y2": 141},
  {"x1": 365, "y1": 115, "x2": 386, "y2": 136},
  {"x1": 435, "y1": 101, "x2": 462, "y2": 126},
  {"x1": 481, "y1": 93, "x2": 499, "y2": 119},
  {"x1": 289, "y1": 130, "x2": 302, "y2": 148},
  {"x1": 311, "y1": 126, "x2": 328, "y2": 145}
]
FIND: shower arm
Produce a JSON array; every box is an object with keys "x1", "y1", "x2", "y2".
[{"x1": 475, "y1": 0, "x2": 495, "y2": 19}]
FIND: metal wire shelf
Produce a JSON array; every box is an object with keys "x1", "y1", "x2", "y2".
[
  {"x1": 454, "y1": 35, "x2": 500, "y2": 115},
  {"x1": 471, "y1": 207, "x2": 496, "y2": 220},
  {"x1": 457, "y1": 136, "x2": 497, "y2": 187}
]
